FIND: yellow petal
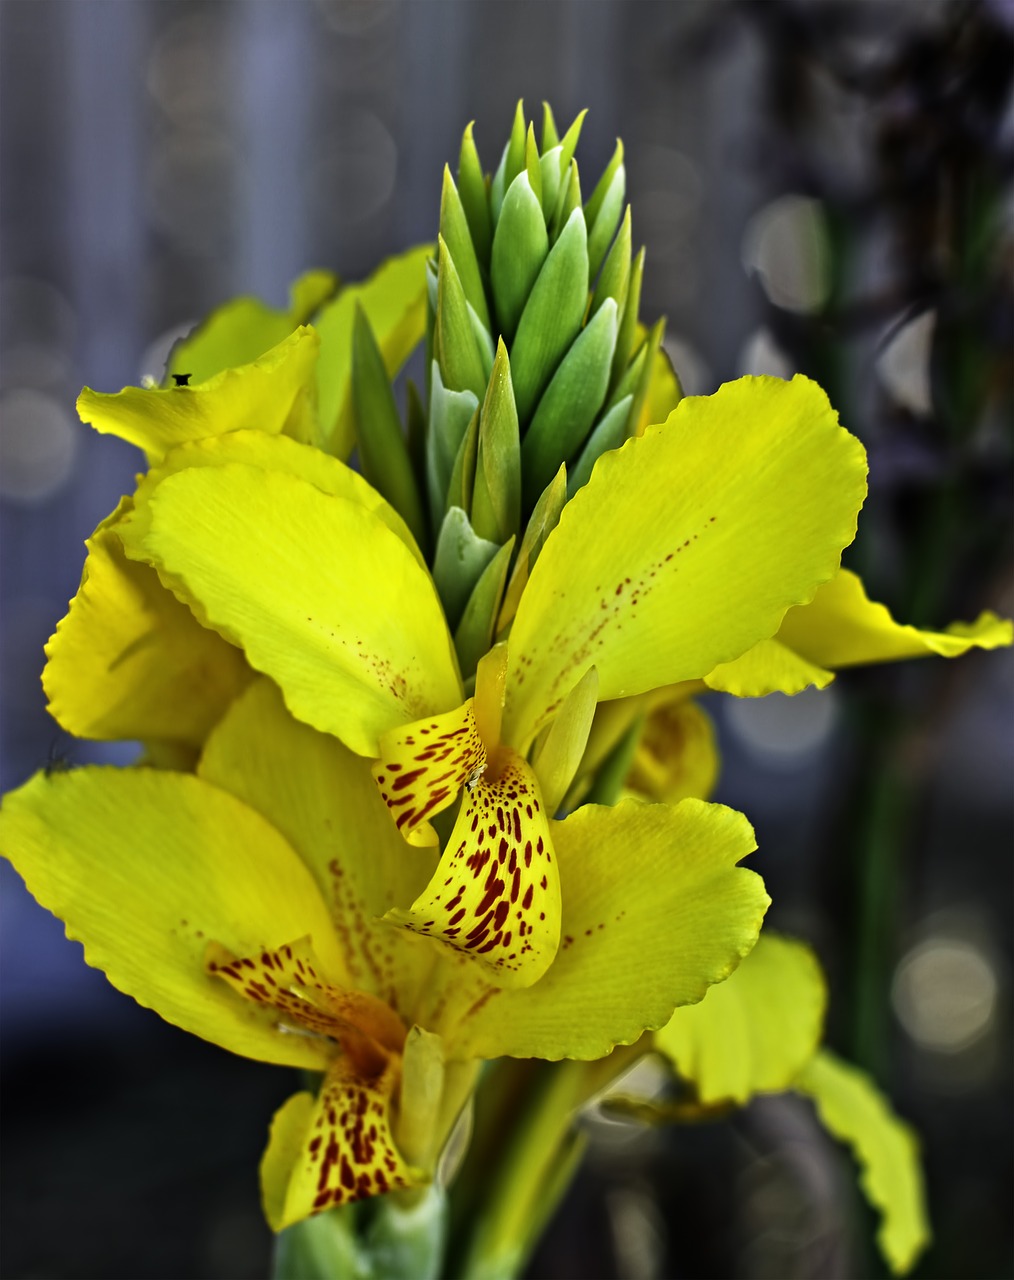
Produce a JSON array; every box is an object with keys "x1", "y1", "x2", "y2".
[
  {"x1": 43, "y1": 500, "x2": 250, "y2": 747},
  {"x1": 77, "y1": 327, "x2": 320, "y2": 464},
  {"x1": 778, "y1": 568, "x2": 1012, "y2": 667},
  {"x1": 503, "y1": 375, "x2": 867, "y2": 749},
  {"x1": 797, "y1": 1050, "x2": 930, "y2": 1274},
  {"x1": 198, "y1": 678, "x2": 438, "y2": 1015},
  {"x1": 703, "y1": 636, "x2": 835, "y2": 696},
  {"x1": 385, "y1": 748, "x2": 561, "y2": 989},
  {"x1": 372, "y1": 701, "x2": 487, "y2": 848},
  {"x1": 655, "y1": 932, "x2": 826, "y2": 1103},
  {"x1": 260, "y1": 1056, "x2": 422, "y2": 1230},
  {"x1": 124, "y1": 463, "x2": 461, "y2": 757},
  {"x1": 443, "y1": 798, "x2": 769, "y2": 1060},
  {"x1": 626, "y1": 695, "x2": 719, "y2": 804},
  {"x1": 0, "y1": 767, "x2": 340, "y2": 1069}
]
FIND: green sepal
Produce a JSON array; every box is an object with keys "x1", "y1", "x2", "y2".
[
  {"x1": 584, "y1": 138, "x2": 624, "y2": 231},
  {"x1": 539, "y1": 146, "x2": 564, "y2": 225},
  {"x1": 567, "y1": 393, "x2": 633, "y2": 497},
  {"x1": 351, "y1": 306, "x2": 427, "y2": 550},
  {"x1": 440, "y1": 166, "x2": 491, "y2": 331},
  {"x1": 521, "y1": 297, "x2": 618, "y2": 508},
  {"x1": 606, "y1": 328, "x2": 648, "y2": 413},
  {"x1": 524, "y1": 123, "x2": 543, "y2": 209},
  {"x1": 425, "y1": 361, "x2": 479, "y2": 528},
  {"x1": 435, "y1": 237, "x2": 488, "y2": 400},
  {"x1": 590, "y1": 206, "x2": 631, "y2": 318},
  {"x1": 586, "y1": 161, "x2": 626, "y2": 281},
  {"x1": 432, "y1": 506, "x2": 500, "y2": 630},
  {"x1": 509, "y1": 207, "x2": 589, "y2": 426},
  {"x1": 550, "y1": 160, "x2": 582, "y2": 242},
  {"x1": 582, "y1": 712, "x2": 645, "y2": 808},
  {"x1": 445, "y1": 406, "x2": 480, "y2": 518},
  {"x1": 472, "y1": 338, "x2": 521, "y2": 545},
  {"x1": 612, "y1": 245, "x2": 644, "y2": 387},
  {"x1": 490, "y1": 101, "x2": 527, "y2": 225},
  {"x1": 454, "y1": 536, "x2": 515, "y2": 678},
  {"x1": 273, "y1": 1206, "x2": 367, "y2": 1280},
  {"x1": 497, "y1": 464, "x2": 567, "y2": 636},
  {"x1": 530, "y1": 666, "x2": 599, "y2": 815},
  {"x1": 458, "y1": 122, "x2": 492, "y2": 268},
  {"x1": 540, "y1": 102, "x2": 560, "y2": 150},
  {"x1": 490, "y1": 172, "x2": 549, "y2": 343},
  {"x1": 557, "y1": 110, "x2": 587, "y2": 175}
]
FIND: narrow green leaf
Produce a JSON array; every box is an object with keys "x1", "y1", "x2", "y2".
[
  {"x1": 490, "y1": 143, "x2": 509, "y2": 227},
  {"x1": 435, "y1": 236, "x2": 488, "y2": 400},
  {"x1": 550, "y1": 160, "x2": 582, "y2": 242},
  {"x1": 524, "y1": 123, "x2": 543, "y2": 209},
  {"x1": 445, "y1": 406, "x2": 480, "y2": 517},
  {"x1": 540, "y1": 102, "x2": 559, "y2": 151},
  {"x1": 587, "y1": 163, "x2": 626, "y2": 279},
  {"x1": 510, "y1": 208, "x2": 590, "y2": 426},
  {"x1": 458, "y1": 121, "x2": 492, "y2": 267},
  {"x1": 440, "y1": 166, "x2": 490, "y2": 331},
  {"x1": 521, "y1": 298, "x2": 618, "y2": 508},
  {"x1": 472, "y1": 338, "x2": 521, "y2": 545},
  {"x1": 351, "y1": 306, "x2": 427, "y2": 549},
  {"x1": 531, "y1": 666, "x2": 599, "y2": 814},
  {"x1": 626, "y1": 317, "x2": 666, "y2": 440},
  {"x1": 584, "y1": 138, "x2": 624, "y2": 229},
  {"x1": 454, "y1": 537, "x2": 516, "y2": 678},
  {"x1": 590, "y1": 206, "x2": 631, "y2": 318},
  {"x1": 557, "y1": 110, "x2": 587, "y2": 175},
  {"x1": 503, "y1": 100, "x2": 528, "y2": 193},
  {"x1": 606, "y1": 330, "x2": 648, "y2": 413},
  {"x1": 539, "y1": 145, "x2": 564, "y2": 225},
  {"x1": 426, "y1": 361, "x2": 479, "y2": 524},
  {"x1": 468, "y1": 303, "x2": 495, "y2": 384},
  {"x1": 567, "y1": 393, "x2": 632, "y2": 497},
  {"x1": 433, "y1": 506, "x2": 500, "y2": 630},
  {"x1": 497, "y1": 464, "x2": 567, "y2": 635},
  {"x1": 612, "y1": 245, "x2": 644, "y2": 387},
  {"x1": 583, "y1": 712, "x2": 644, "y2": 807},
  {"x1": 490, "y1": 172, "x2": 550, "y2": 343}
]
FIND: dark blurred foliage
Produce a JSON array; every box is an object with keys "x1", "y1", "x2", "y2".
[{"x1": 1, "y1": 2, "x2": 1011, "y2": 1278}]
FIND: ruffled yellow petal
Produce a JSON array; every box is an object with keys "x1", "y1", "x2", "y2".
[
  {"x1": 372, "y1": 701, "x2": 487, "y2": 848},
  {"x1": 43, "y1": 500, "x2": 251, "y2": 747},
  {"x1": 442, "y1": 798, "x2": 769, "y2": 1061},
  {"x1": 123, "y1": 463, "x2": 461, "y2": 756},
  {"x1": 77, "y1": 327, "x2": 320, "y2": 464},
  {"x1": 198, "y1": 678, "x2": 438, "y2": 1015},
  {"x1": 0, "y1": 767, "x2": 341, "y2": 1069},
  {"x1": 655, "y1": 932, "x2": 826, "y2": 1103},
  {"x1": 385, "y1": 748, "x2": 561, "y2": 989},
  {"x1": 797, "y1": 1050, "x2": 930, "y2": 1274},
  {"x1": 778, "y1": 567, "x2": 1012, "y2": 667},
  {"x1": 261, "y1": 1055, "x2": 422, "y2": 1230},
  {"x1": 503, "y1": 375, "x2": 867, "y2": 749},
  {"x1": 703, "y1": 636, "x2": 834, "y2": 697}
]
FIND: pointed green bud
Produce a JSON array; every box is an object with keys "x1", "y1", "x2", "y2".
[
  {"x1": 458, "y1": 121, "x2": 492, "y2": 268},
  {"x1": 626, "y1": 317, "x2": 666, "y2": 440},
  {"x1": 433, "y1": 506, "x2": 499, "y2": 630},
  {"x1": 510, "y1": 207, "x2": 589, "y2": 425},
  {"x1": 612, "y1": 245, "x2": 644, "y2": 387},
  {"x1": 351, "y1": 305, "x2": 427, "y2": 549},
  {"x1": 539, "y1": 145, "x2": 564, "y2": 225},
  {"x1": 491, "y1": 100, "x2": 528, "y2": 225},
  {"x1": 558, "y1": 110, "x2": 587, "y2": 174},
  {"x1": 606, "y1": 334, "x2": 648, "y2": 414},
  {"x1": 567, "y1": 393, "x2": 632, "y2": 497},
  {"x1": 525, "y1": 123, "x2": 543, "y2": 209},
  {"x1": 435, "y1": 236, "x2": 487, "y2": 399},
  {"x1": 584, "y1": 138, "x2": 624, "y2": 230},
  {"x1": 425, "y1": 361, "x2": 478, "y2": 526},
  {"x1": 587, "y1": 160, "x2": 626, "y2": 280},
  {"x1": 440, "y1": 166, "x2": 491, "y2": 331},
  {"x1": 490, "y1": 172, "x2": 549, "y2": 342},
  {"x1": 541, "y1": 102, "x2": 560, "y2": 151},
  {"x1": 590, "y1": 206, "x2": 631, "y2": 319},
  {"x1": 454, "y1": 536, "x2": 515, "y2": 678},
  {"x1": 550, "y1": 159, "x2": 583, "y2": 242},
  {"x1": 497, "y1": 464, "x2": 567, "y2": 635},
  {"x1": 445, "y1": 405, "x2": 480, "y2": 517},
  {"x1": 472, "y1": 339, "x2": 521, "y2": 545},
  {"x1": 469, "y1": 303, "x2": 495, "y2": 383},
  {"x1": 521, "y1": 297, "x2": 618, "y2": 508}
]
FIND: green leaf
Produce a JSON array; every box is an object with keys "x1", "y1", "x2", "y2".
[
  {"x1": 490, "y1": 101, "x2": 527, "y2": 225},
  {"x1": 626, "y1": 318, "x2": 666, "y2": 439},
  {"x1": 568, "y1": 393, "x2": 632, "y2": 497},
  {"x1": 457, "y1": 121, "x2": 492, "y2": 267},
  {"x1": 584, "y1": 138, "x2": 624, "y2": 230},
  {"x1": 434, "y1": 237, "x2": 488, "y2": 400},
  {"x1": 497, "y1": 464, "x2": 567, "y2": 635},
  {"x1": 539, "y1": 145, "x2": 564, "y2": 225},
  {"x1": 440, "y1": 166, "x2": 491, "y2": 331},
  {"x1": 273, "y1": 1208, "x2": 368, "y2": 1280},
  {"x1": 550, "y1": 160, "x2": 582, "y2": 242},
  {"x1": 468, "y1": 303, "x2": 495, "y2": 383},
  {"x1": 315, "y1": 245, "x2": 431, "y2": 458},
  {"x1": 425, "y1": 362, "x2": 479, "y2": 528},
  {"x1": 557, "y1": 110, "x2": 587, "y2": 175},
  {"x1": 472, "y1": 339, "x2": 521, "y2": 544},
  {"x1": 454, "y1": 537, "x2": 515, "y2": 678},
  {"x1": 540, "y1": 102, "x2": 560, "y2": 151},
  {"x1": 522, "y1": 298, "x2": 618, "y2": 508},
  {"x1": 490, "y1": 172, "x2": 549, "y2": 343},
  {"x1": 432, "y1": 506, "x2": 499, "y2": 630},
  {"x1": 510, "y1": 208, "x2": 590, "y2": 426},
  {"x1": 445, "y1": 406, "x2": 480, "y2": 518},
  {"x1": 612, "y1": 245, "x2": 645, "y2": 386},
  {"x1": 590, "y1": 206, "x2": 631, "y2": 318},
  {"x1": 524, "y1": 123, "x2": 543, "y2": 209},
  {"x1": 796, "y1": 1051, "x2": 930, "y2": 1275},
  {"x1": 531, "y1": 666, "x2": 599, "y2": 814},
  {"x1": 351, "y1": 307, "x2": 427, "y2": 549},
  {"x1": 586, "y1": 162, "x2": 626, "y2": 280}
]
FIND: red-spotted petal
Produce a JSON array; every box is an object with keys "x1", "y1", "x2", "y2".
[
  {"x1": 384, "y1": 748, "x2": 561, "y2": 988},
  {"x1": 372, "y1": 700, "x2": 486, "y2": 847}
]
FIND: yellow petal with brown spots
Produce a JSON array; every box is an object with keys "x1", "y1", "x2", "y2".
[
  {"x1": 372, "y1": 701, "x2": 486, "y2": 847},
  {"x1": 384, "y1": 749, "x2": 561, "y2": 988}
]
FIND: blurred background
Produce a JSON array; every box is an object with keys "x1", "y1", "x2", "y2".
[{"x1": 1, "y1": 1, "x2": 1011, "y2": 1276}]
